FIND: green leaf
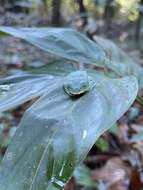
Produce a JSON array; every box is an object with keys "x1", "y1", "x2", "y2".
[
  {"x1": 0, "y1": 74, "x2": 138, "y2": 190},
  {"x1": 0, "y1": 74, "x2": 60, "y2": 112},
  {"x1": 94, "y1": 36, "x2": 143, "y2": 88},
  {"x1": 1, "y1": 27, "x2": 142, "y2": 88},
  {"x1": 136, "y1": 95, "x2": 143, "y2": 107},
  {"x1": 109, "y1": 123, "x2": 119, "y2": 134},
  {"x1": 0, "y1": 74, "x2": 47, "y2": 85},
  {"x1": 95, "y1": 137, "x2": 109, "y2": 151},
  {"x1": 25, "y1": 60, "x2": 77, "y2": 76},
  {"x1": 0, "y1": 31, "x2": 8, "y2": 37},
  {"x1": 74, "y1": 164, "x2": 96, "y2": 187},
  {"x1": 0, "y1": 27, "x2": 106, "y2": 67}
]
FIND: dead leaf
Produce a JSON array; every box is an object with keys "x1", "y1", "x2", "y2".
[{"x1": 92, "y1": 157, "x2": 131, "y2": 188}]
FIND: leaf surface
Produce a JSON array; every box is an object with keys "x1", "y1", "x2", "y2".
[
  {"x1": 0, "y1": 74, "x2": 60, "y2": 112},
  {"x1": 74, "y1": 165, "x2": 97, "y2": 187},
  {"x1": 0, "y1": 27, "x2": 106, "y2": 66},
  {"x1": 94, "y1": 36, "x2": 143, "y2": 88},
  {"x1": 0, "y1": 74, "x2": 138, "y2": 190},
  {"x1": 1, "y1": 27, "x2": 142, "y2": 88}
]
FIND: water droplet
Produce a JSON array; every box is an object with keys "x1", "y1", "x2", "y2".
[
  {"x1": 51, "y1": 177, "x2": 65, "y2": 188},
  {"x1": 0, "y1": 84, "x2": 13, "y2": 95},
  {"x1": 82, "y1": 129, "x2": 87, "y2": 139},
  {"x1": 6, "y1": 152, "x2": 13, "y2": 161},
  {"x1": 63, "y1": 119, "x2": 67, "y2": 125}
]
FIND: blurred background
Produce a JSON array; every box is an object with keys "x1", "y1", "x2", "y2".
[
  {"x1": 1, "y1": 0, "x2": 143, "y2": 75},
  {"x1": 1, "y1": 1, "x2": 143, "y2": 190},
  {"x1": 0, "y1": 0, "x2": 142, "y2": 40}
]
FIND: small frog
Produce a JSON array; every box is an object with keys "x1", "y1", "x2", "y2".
[{"x1": 63, "y1": 71, "x2": 95, "y2": 96}]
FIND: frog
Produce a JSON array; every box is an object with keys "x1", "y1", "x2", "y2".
[{"x1": 63, "y1": 70, "x2": 95, "y2": 96}]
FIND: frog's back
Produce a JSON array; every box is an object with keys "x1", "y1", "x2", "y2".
[{"x1": 63, "y1": 71, "x2": 95, "y2": 96}]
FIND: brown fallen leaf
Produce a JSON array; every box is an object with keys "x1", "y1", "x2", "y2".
[
  {"x1": 129, "y1": 169, "x2": 143, "y2": 190},
  {"x1": 92, "y1": 157, "x2": 131, "y2": 189},
  {"x1": 64, "y1": 177, "x2": 76, "y2": 190},
  {"x1": 109, "y1": 181, "x2": 128, "y2": 190}
]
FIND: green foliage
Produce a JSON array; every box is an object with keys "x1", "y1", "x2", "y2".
[
  {"x1": 25, "y1": 60, "x2": 77, "y2": 76},
  {"x1": 0, "y1": 74, "x2": 60, "y2": 112},
  {"x1": 0, "y1": 27, "x2": 139, "y2": 190},
  {"x1": 1, "y1": 27, "x2": 143, "y2": 88},
  {"x1": 117, "y1": 0, "x2": 139, "y2": 21},
  {"x1": 0, "y1": 27, "x2": 106, "y2": 66},
  {"x1": 0, "y1": 73, "x2": 138, "y2": 190},
  {"x1": 94, "y1": 36, "x2": 143, "y2": 88},
  {"x1": 96, "y1": 137, "x2": 109, "y2": 151},
  {"x1": 74, "y1": 164, "x2": 97, "y2": 187}
]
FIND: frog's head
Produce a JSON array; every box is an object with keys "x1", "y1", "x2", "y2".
[{"x1": 63, "y1": 71, "x2": 95, "y2": 96}]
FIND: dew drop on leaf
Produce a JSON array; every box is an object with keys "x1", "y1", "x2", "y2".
[
  {"x1": 82, "y1": 129, "x2": 87, "y2": 139},
  {"x1": 0, "y1": 84, "x2": 13, "y2": 95},
  {"x1": 51, "y1": 177, "x2": 65, "y2": 189},
  {"x1": 6, "y1": 152, "x2": 13, "y2": 161}
]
